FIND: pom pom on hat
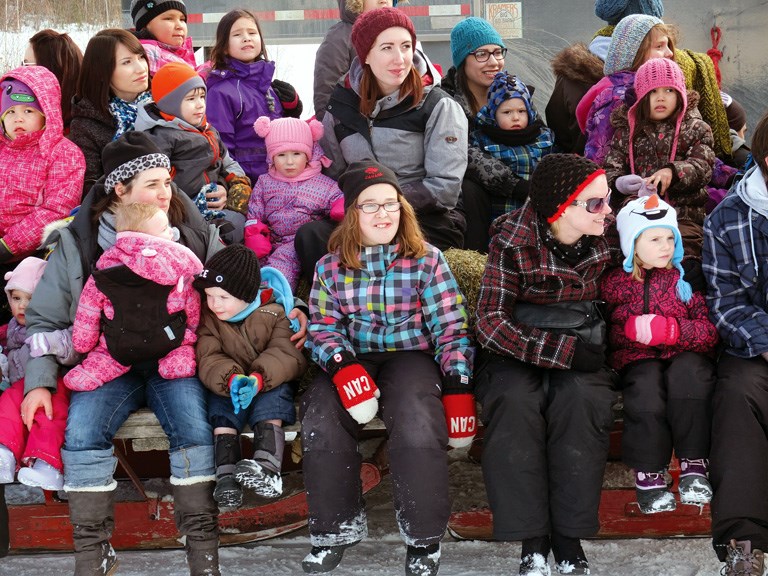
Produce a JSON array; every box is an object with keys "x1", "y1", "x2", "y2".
[
  {"x1": 194, "y1": 244, "x2": 261, "y2": 304},
  {"x1": 253, "y1": 116, "x2": 323, "y2": 163},
  {"x1": 603, "y1": 14, "x2": 663, "y2": 75},
  {"x1": 151, "y1": 62, "x2": 205, "y2": 121},
  {"x1": 616, "y1": 194, "x2": 692, "y2": 302},
  {"x1": 4, "y1": 257, "x2": 47, "y2": 302},
  {"x1": 595, "y1": 0, "x2": 664, "y2": 25},
  {"x1": 351, "y1": 7, "x2": 417, "y2": 64},
  {"x1": 450, "y1": 17, "x2": 505, "y2": 68},
  {"x1": 131, "y1": 0, "x2": 187, "y2": 31},
  {"x1": 529, "y1": 154, "x2": 605, "y2": 223}
]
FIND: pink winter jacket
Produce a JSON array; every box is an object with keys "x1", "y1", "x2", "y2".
[
  {"x1": 0, "y1": 66, "x2": 85, "y2": 258},
  {"x1": 64, "y1": 232, "x2": 204, "y2": 391},
  {"x1": 140, "y1": 37, "x2": 200, "y2": 77}
]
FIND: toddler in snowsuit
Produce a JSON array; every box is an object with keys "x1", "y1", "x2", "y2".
[
  {"x1": 245, "y1": 116, "x2": 344, "y2": 290},
  {"x1": 65, "y1": 202, "x2": 204, "y2": 391},
  {"x1": 194, "y1": 244, "x2": 307, "y2": 508},
  {"x1": 601, "y1": 194, "x2": 718, "y2": 513},
  {"x1": 0, "y1": 257, "x2": 70, "y2": 491},
  {"x1": 470, "y1": 72, "x2": 554, "y2": 217}
]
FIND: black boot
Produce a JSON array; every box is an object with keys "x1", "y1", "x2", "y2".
[
  {"x1": 213, "y1": 434, "x2": 242, "y2": 509},
  {"x1": 302, "y1": 542, "x2": 358, "y2": 574},
  {"x1": 405, "y1": 543, "x2": 440, "y2": 576},
  {"x1": 551, "y1": 532, "x2": 589, "y2": 575},
  {"x1": 173, "y1": 480, "x2": 220, "y2": 576},
  {"x1": 67, "y1": 489, "x2": 118, "y2": 576},
  {"x1": 0, "y1": 484, "x2": 9, "y2": 557},
  {"x1": 520, "y1": 535, "x2": 551, "y2": 576},
  {"x1": 235, "y1": 422, "x2": 284, "y2": 498}
]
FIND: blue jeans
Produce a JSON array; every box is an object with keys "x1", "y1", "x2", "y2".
[
  {"x1": 208, "y1": 382, "x2": 297, "y2": 431},
  {"x1": 62, "y1": 366, "x2": 214, "y2": 488}
]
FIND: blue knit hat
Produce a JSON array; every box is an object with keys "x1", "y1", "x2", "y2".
[
  {"x1": 603, "y1": 14, "x2": 663, "y2": 75},
  {"x1": 595, "y1": 0, "x2": 664, "y2": 25},
  {"x1": 481, "y1": 72, "x2": 537, "y2": 127},
  {"x1": 450, "y1": 17, "x2": 505, "y2": 68}
]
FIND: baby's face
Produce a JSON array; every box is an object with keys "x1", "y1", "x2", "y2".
[
  {"x1": 495, "y1": 97, "x2": 528, "y2": 131},
  {"x1": 9, "y1": 289, "x2": 32, "y2": 326},
  {"x1": 141, "y1": 210, "x2": 174, "y2": 241}
]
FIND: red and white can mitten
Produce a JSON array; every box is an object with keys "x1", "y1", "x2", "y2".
[
  {"x1": 442, "y1": 374, "x2": 477, "y2": 448},
  {"x1": 328, "y1": 352, "x2": 380, "y2": 424}
]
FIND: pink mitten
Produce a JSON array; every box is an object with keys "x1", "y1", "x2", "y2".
[
  {"x1": 330, "y1": 197, "x2": 345, "y2": 222},
  {"x1": 244, "y1": 219, "x2": 272, "y2": 258},
  {"x1": 624, "y1": 314, "x2": 680, "y2": 346}
]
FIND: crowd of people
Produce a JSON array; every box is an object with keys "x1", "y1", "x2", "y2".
[{"x1": 0, "y1": 0, "x2": 765, "y2": 575}]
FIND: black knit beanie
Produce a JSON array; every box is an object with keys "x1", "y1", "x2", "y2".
[
  {"x1": 131, "y1": 0, "x2": 187, "y2": 31},
  {"x1": 338, "y1": 161, "x2": 402, "y2": 210},
  {"x1": 529, "y1": 154, "x2": 605, "y2": 223},
  {"x1": 194, "y1": 244, "x2": 261, "y2": 303},
  {"x1": 102, "y1": 131, "x2": 170, "y2": 194}
]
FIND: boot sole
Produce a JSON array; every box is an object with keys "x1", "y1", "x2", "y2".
[
  {"x1": 214, "y1": 490, "x2": 243, "y2": 509},
  {"x1": 234, "y1": 461, "x2": 282, "y2": 499}
]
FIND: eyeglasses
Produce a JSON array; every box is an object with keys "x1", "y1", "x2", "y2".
[
  {"x1": 469, "y1": 47, "x2": 507, "y2": 63},
  {"x1": 356, "y1": 202, "x2": 402, "y2": 214},
  {"x1": 571, "y1": 192, "x2": 611, "y2": 214}
]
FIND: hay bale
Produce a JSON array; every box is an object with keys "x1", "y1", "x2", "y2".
[{"x1": 443, "y1": 248, "x2": 488, "y2": 322}]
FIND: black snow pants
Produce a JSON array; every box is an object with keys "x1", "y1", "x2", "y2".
[
  {"x1": 475, "y1": 352, "x2": 617, "y2": 541},
  {"x1": 300, "y1": 350, "x2": 450, "y2": 548}
]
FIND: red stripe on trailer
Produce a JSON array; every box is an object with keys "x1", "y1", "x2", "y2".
[
  {"x1": 187, "y1": 13, "x2": 202, "y2": 24},
  {"x1": 254, "y1": 11, "x2": 275, "y2": 21},
  {"x1": 399, "y1": 6, "x2": 430, "y2": 16},
  {"x1": 305, "y1": 9, "x2": 340, "y2": 20},
  {"x1": 461, "y1": 4, "x2": 470, "y2": 14}
]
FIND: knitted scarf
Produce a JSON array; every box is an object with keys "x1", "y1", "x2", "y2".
[
  {"x1": 109, "y1": 91, "x2": 152, "y2": 140},
  {"x1": 537, "y1": 215, "x2": 594, "y2": 266}
]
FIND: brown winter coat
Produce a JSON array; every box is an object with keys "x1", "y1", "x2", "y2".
[
  {"x1": 196, "y1": 297, "x2": 308, "y2": 397},
  {"x1": 545, "y1": 43, "x2": 604, "y2": 154},
  {"x1": 603, "y1": 91, "x2": 715, "y2": 225}
]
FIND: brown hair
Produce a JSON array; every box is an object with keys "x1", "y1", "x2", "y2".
[
  {"x1": 28, "y1": 29, "x2": 83, "y2": 129},
  {"x1": 210, "y1": 9, "x2": 269, "y2": 71},
  {"x1": 454, "y1": 63, "x2": 482, "y2": 117},
  {"x1": 631, "y1": 23, "x2": 677, "y2": 71},
  {"x1": 327, "y1": 193, "x2": 426, "y2": 269},
  {"x1": 633, "y1": 87, "x2": 684, "y2": 129},
  {"x1": 114, "y1": 202, "x2": 162, "y2": 233},
  {"x1": 359, "y1": 65, "x2": 423, "y2": 117},
  {"x1": 77, "y1": 29, "x2": 148, "y2": 117},
  {"x1": 752, "y1": 110, "x2": 768, "y2": 178}
]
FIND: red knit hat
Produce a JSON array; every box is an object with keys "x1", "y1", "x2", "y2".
[
  {"x1": 151, "y1": 62, "x2": 205, "y2": 121},
  {"x1": 253, "y1": 116, "x2": 323, "y2": 163},
  {"x1": 351, "y1": 7, "x2": 417, "y2": 64},
  {"x1": 628, "y1": 58, "x2": 687, "y2": 174}
]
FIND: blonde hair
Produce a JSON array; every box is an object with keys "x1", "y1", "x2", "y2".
[
  {"x1": 328, "y1": 193, "x2": 427, "y2": 269},
  {"x1": 631, "y1": 23, "x2": 677, "y2": 70},
  {"x1": 114, "y1": 202, "x2": 162, "y2": 233}
]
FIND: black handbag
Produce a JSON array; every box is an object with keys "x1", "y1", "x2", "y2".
[{"x1": 513, "y1": 300, "x2": 607, "y2": 345}]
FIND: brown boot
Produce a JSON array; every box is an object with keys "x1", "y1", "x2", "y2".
[
  {"x1": 722, "y1": 539, "x2": 765, "y2": 575},
  {"x1": 67, "y1": 489, "x2": 118, "y2": 576},
  {"x1": 173, "y1": 480, "x2": 221, "y2": 576}
]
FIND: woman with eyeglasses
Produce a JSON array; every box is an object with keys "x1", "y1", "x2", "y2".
[
  {"x1": 300, "y1": 161, "x2": 474, "y2": 575},
  {"x1": 442, "y1": 17, "x2": 531, "y2": 252},
  {"x1": 294, "y1": 7, "x2": 468, "y2": 284},
  {"x1": 474, "y1": 154, "x2": 619, "y2": 576}
]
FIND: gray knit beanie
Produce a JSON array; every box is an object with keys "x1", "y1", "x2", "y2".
[{"x1": 603, "y1": 14, "x2": 663, "y2": 75}]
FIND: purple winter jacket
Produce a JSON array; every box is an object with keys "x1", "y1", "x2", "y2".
[{"x1": 205, "y1": 58, "x2": 283, "y2": 185}]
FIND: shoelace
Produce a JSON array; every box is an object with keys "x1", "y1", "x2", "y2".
[
  {"x1": 682, "y1": 458, "x2": 708, "y2": 468},
  {"x1": 721, "y1": 544, "x2": 763, "y2": 575}
]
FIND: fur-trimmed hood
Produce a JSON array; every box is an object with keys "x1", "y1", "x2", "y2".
[{"x1": 551, "y1": 43, "x2": 605, "y2": 86}]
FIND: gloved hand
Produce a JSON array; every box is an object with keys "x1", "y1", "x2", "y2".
[
  {"x1": 625, "y1": 314, "x2": 680, "y2": 346},
  {"x1": 229, "y1": 373, "x2": 264, "y2": 415},
  {"x1": 27, "y1": 328, "x2": 79, "y2": 365},
  {"x1": 441, "y1": 374, "x2": 476, "y2": 448},
  {"x1": 570, "y1": 341, "x2": 606, "y2": 372},
  {"x1": 271, "y1": 79, "x2": 303, "y2": 118},
  {"x1": 244, "y1": 219, "x2": 272, "y2": 258},
  {"x1": 615, "y1": 174, "x2": 645, "y2": 196},
  {"x1": 328, "y1": 351, "x2": 379, "y2": 424},
  {"x1": 226, "y1": 175, "x2": 252, "y2": 214},
  {"x1": 330, "y1": 197, "x2": 345, "y2": 222}
]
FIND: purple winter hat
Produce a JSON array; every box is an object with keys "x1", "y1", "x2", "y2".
[{"x1": 0, "y1": 77, "x2": 43, "y2": 120}]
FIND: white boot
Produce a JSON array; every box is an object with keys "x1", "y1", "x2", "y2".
[
  {"x1": 17, "y1": 458, "x2": 63, "y2": 490},
  {"x1": 0, "y1": 445, "x2": 15, "y2": 484}
]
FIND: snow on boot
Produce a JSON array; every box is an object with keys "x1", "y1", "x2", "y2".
[
  {"x1": 678, "y1": 458, "x2": 713, "y2": 505},
  {"x1": 213, "y1": 434, "x2": 242, "y2": 509},
  {"x1": 721, "y1": 539, "x2": 765, "y2": 575},
  {"x1": 235, "y1": 422, "x2": 284, "y2": 498},
  {"x1": 405, "y1": 543, "x2": 440, "y2": 576},
  {"x1": 520, "y1": 536, "x2": 551, "y2": 576},
  {"x1": 552, "y1": 533, "x2": 590, "y2": 575},
  {"x1": 172, "y1": 480, "x2": 220, "y2": 576},
  {"x1": 0, "y1": 445, "x2": 15, "y2": 484},
  {"x1": 635, "y1": 470, "x2": 676, "y2": 514},
  {"x1": 0, "y1": 484, "x2": 8, "y2": 558},
  {"x1": 67, "y1": 489, "x2": 118, "y2": 576},
  {"x1": 302, "y1": 543, "x2": 356, "y2": 574},
  {"x1": 18, "y1": 458, "x2": 64, "y2": 491}
]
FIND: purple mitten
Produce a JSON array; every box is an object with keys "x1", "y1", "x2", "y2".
[{"x1": 615, "y1": 174, "x2": 645, "y2": 195}]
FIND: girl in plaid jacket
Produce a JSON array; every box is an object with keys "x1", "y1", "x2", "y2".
[{"x1": 300, "y1": 161, "x2": 474, "y2": 576}]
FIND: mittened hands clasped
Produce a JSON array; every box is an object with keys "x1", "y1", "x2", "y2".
[
  {"x1": 624, "y1": 314, "x2": 680, "y2": 346},
  {"x1": 328, "y1": 352, "x2": 379, "y2": 424},
  {"x1": 229, "y1": 373, "x2": 264, "y2": 415}
]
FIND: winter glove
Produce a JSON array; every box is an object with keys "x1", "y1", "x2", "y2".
[
  {"x1": 194, "y1": 183, "x2": 226, "y2": 221},
  {"x1": 330, "y1": 197, "x2": 345, "y2": 222},
  {"x1": 26, "y1": 328, "x2": 81, "y2": 366},
  {"x1": 271, "y1": 79, "x2": 303, "y2": 118},
  {"x1": 441, "y1": 374, "x2": 476, "y2": 448},
  {"x1": 682, "y1": 258, "x2": 707, "y2": 293},
  {"x1": 624, "y1": 314, "x2": 680, "y2": 346},
  {"x1": 615, "y1": 174, "x2": 645, "y2": 196},
  {"x1": 328, "y1": 351, "x2": 379, "y2": 424},
  {"x1": 244, "y1": 220, "x2": 272, "y2": 258},
  {"x1": 570, "y1": 341, "x2": 606, "y2": 372},
  {"x1": 229, "y1": 373, "x2": 264, "y2": 415},
  {"x1": 225, "y1": 175, "x2": 252, "y2": 214}
]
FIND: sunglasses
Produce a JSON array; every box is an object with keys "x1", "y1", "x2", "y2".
[{"x1": 571, "y1": 192, "x2": 611, "y2": 214}]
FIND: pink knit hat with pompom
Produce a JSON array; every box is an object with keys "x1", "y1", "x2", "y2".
[
  {"x1": 4, "y1": 256, "x2": 47, "y2": 302},
  {"x1": 628, "y1": 57, "x2": 687, "y2": 174},
  {"x1": 253, "y1": 116, "x2": 323, "y2": 163}
]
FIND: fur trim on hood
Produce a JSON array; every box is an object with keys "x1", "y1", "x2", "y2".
[{"x1": 551, "y1": 43, "x2": 605, "y2": 85}]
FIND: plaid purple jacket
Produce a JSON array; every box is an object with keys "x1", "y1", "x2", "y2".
[
  {"x1": 475, "y1": 202, "x2": 619, "y2": 369},
  {"x1": 307, "y1": 243, "x2": 474, "y2": 379}
]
